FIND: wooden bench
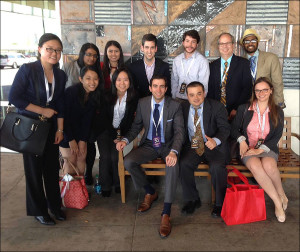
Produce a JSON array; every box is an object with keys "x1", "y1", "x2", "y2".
[{"x1": 118, "y1": 117, "x2": 300, "y2": 203}]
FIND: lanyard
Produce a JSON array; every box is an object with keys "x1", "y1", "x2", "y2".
[
  {"x1": 151, "y1": 98, "x2": 164, "y2": 135},
  {"x1": 181, "y1": 56, "x2": 195, "y2": 80},
  {"x1": 42, "y1": 67, "x2": 55, "y2": 103},
  {"x1": 190, "y1": 107, "x2": 202, "y2": 133},
  {"x1": 221, "y1": 62, "x2": 230, "y2": 83},
  {"x1": 256, "y1": 103, "x2": 267, "y2": 138}
]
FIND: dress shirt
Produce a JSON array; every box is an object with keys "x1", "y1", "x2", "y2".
[
  {"x1": 113, "y1": 91, "x2": 127, "y2": 129},
  {"x1": 220, "y1": 55, "x2": 233, "y2": 84},
  {"x1": 171, "y1": 51, "x2": 209, "y2": 99},
  {"x1": 147, "y1": 96, "x2": 165, "y2": 143},
  {"x1": 144, "y1": 59, "x2": 155, "y2": 83},
  {"x1": 187, "y1": 103, "x2": 221, "y2": 146}
]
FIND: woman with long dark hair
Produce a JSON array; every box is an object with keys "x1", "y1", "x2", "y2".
[
  {"x1": 231, "y1": 77, "x2": 287, "y2": 223},
  {"x1": 8, "y1": 33, "x2": 66, "y2": 225}
]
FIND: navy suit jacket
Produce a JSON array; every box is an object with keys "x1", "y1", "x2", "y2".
[
  {"x1": 207, "y1": 54, "x2": 252, "y2": 115},
  {"x1": 128, "y1": 58, "x2": 171, "y2": 98},
  {"x1": 9, "y1": 60, "x2": 66, "y2": 122}
]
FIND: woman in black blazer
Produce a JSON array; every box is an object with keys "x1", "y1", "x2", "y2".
[
  {"x1": 231, "y1": 77, "x2": 287, "y2": 223},
  {"x1": 8, "y1": 33, "x2": 66, "y2": 225},
  {"x1": 97, "y1": 67, "x2": 138, "y2": 196}
]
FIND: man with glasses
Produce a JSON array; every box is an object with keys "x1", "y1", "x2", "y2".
[
  {"x1": 207, "y1": 32, "x2": 252, "y2": 121},
  {"x1": 240, "y1": 28, "x2": 285, "y2": 108}
]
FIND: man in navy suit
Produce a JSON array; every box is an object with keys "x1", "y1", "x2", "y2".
[
  {"x1": 207, "y1": 32, "x2": 252, "y2": 121},
  {"x1": 128, "y1": 33, "x2": 171, "y2": 98}
]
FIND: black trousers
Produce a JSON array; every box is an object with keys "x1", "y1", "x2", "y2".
[
  {"x1": 23, "y1": 125, "x2": 62, "y2": 216},
  {"x1": 180, "y1": 147, "x2": 228, "y2": 207},
  {"x1": 86, "y1": 142, "x2": 96, "y2": 177}
]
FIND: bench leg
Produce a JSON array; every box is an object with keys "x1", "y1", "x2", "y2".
[
  {"x1": 120, "y1": 174, "x2": 126, "y2": 203},
  {"x1": 118, "y1": 151, "x2": 126, "y2": 203}
]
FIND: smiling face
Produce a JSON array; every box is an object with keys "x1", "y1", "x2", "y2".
[
  {"x1": 38, "y1": 39, "x2": 62, "y2": 66},
  {"x1": 218, "y1": 34, "x2": 234, "y2": 60},
  {"x1": 107, "y1": 45, "x2": 120, "y2": 64},
  {"x1": 187, "y1": 85, "x2": 205, "y2": 107},
  {"x1": 149, "y1": 78, "x2": 167, "y2": 103},
  {"x1": 79, "y1": 69, "x2": 99, "y2": 93},
  {"x1": 254, "y1": 81, "x2": 272, "y2": 103},
  {"x1": 182, "y1": 35, "x2": 198, "y2": 56},
  {"x1": 83, "y1": 48, "x2": 98, "y2": 66},
  {"x1": 141, "y1": 40, "x2": 157, "y2": 63},
  {"x1": 115, "y1": 71, "x2": 130, "y2": 94},
  {"x1": 243, "y1": 35, "x2": 259, "y2": 55}
]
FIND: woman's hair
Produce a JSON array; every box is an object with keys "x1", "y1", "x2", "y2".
[
  {"x1": 250, "y1": 77, "x2": 280, "y2": 127},
  {"x1": 102, "y1": 40, "x2": 124, "y2": 76},
  {"x1": 110, "y1": 67, "x2": 136, "y2": 105},
  {"x1": 78, "y1": 65, "x2": 101, "y2": 108}
]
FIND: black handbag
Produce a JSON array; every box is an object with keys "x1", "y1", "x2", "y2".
[{"x1": 0, "y1": 73, "x2": 51, "y2": 156}]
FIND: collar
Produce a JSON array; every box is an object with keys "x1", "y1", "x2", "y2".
[
  {"x1": 182, "y1": 50, "x2": 198, "y2": 60},
  {"x1": 189, "y1": 102, "x2": 204, "y2": 112},
  {"x1": 152, "y1": 96, "x2": 165, "y2": 107},
  {"x1": 144, "y1": 58, "x2": 155, "y2": 68},
  {"x1": 247, "y1": 49, "x2": 260, "y2": 59},
  {"x1": 221, "y1": 55, "x2": 233, "y2": 65}
]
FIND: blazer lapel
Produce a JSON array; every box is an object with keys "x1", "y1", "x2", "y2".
[
  {"x1": 143, "y1": 96, "x2": 152, "y2": 135},
  {"x1": 202, "y1": 99, "x2": 210, "y2": 133},
  {"x1": 226, "y1": 54, "x2": 237, "y2": 84},
  {"x1": 163, "y1": 96, "x2": 169, "y2": 137},
  {"x1": 256, "y1": 51, "x2": 265, "y2": 78},
  {"x1": 140, "y1": 58, "x2": 148, "y2": 84},
  {"x1": 153, "y1": 58, "x2": 161, "y2": 76}
]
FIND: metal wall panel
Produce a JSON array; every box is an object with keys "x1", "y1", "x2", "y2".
[{"x1": 283, "y1": 58, "x2": 300, "y2": 88}]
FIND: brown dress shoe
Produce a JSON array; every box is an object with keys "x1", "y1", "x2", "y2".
[
  {"x1": 159, "y1": 214, "x2": 171, "y2": 238},
  {"x1": 137, "y1": 192, "x2": 158, "y2": 212}
]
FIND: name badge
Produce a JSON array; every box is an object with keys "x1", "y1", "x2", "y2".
[
  {"x1": 116, "y1": 129, "x2": 121, "y2": 141},
  {"x1": 191, "y1": 136, "x2": 199, "y2": 149},
  {"x1": 179, "y1": 83, "x2": 187, "y2": 94},
  {"x1": 153, "y1": 136, "x2": 161, "y2": 148},
  {"x1": 254, "y1": 138, "x2": 264, "y2": 149}
]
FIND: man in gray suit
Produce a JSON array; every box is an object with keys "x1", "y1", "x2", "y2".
[{"x1": 116, "y1": 75, "x2": 184, "y2": 238}]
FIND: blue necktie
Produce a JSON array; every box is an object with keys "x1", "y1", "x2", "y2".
[
  {"x1": 152, "y1": 104, "x2": 161, "y2": 140},
  {"x1": 249, "y1": 56, "x2": 256, "y2": 82}
]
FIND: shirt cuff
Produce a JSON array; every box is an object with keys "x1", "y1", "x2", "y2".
[
  {"x1": 121, "y1": 138, "x2": 129, "y2": 145},
  {"x1": 237, "y1": 136, "x2": 246, "y2": 144},
  {"x1": 170, "y1": 149, "x2": 178, "y2": 155},
  {"x1": 213, "y1": 137, "x2": 221, "y2": 146},
  {"x1": 259, "y1": 144, "x2": 270, "y2": 153}
]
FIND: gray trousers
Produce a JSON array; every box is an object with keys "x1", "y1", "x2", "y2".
[{"x1": 124, "y1": 140, "x2": 179, "y2": 203}]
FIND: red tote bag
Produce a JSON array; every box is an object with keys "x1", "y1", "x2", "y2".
[{"x1": 221, "y1": 167, "x2": 266, "y2": 225}]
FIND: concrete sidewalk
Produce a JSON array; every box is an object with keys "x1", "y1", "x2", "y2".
[{"x1": 1, "y1": 152, "x2": 299, "y2": 251}]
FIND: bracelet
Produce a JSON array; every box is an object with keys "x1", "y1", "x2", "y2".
[{"x1": 57, "y1": 129, "x2": 63, "y2": 133}]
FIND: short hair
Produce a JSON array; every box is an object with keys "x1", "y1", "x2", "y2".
[
  {"x1": 150, "y1": 75, "x2": 167, "y2": 87},
  {"x1": 183, "y1": 30, "x2": 200, "y2": 44},
  {"x1": 142, "y1": 33, "x2": 157, "y2": 47},
  {"x1": 186, "y1": 81, "x2": 205, "y2": 94},
  {"x1": 217, "y1": 32, "x2": 234, "y2": 45}
]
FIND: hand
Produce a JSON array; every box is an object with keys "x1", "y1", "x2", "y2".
[
  {"x1": 205, "y1": 135, "x2": 216, "y2": 150},
  {"x1": 165, "y1": 151, "x2": 177, "y2": 167},
  {"x1": 113, "y1": 137, "x2": 122, "y2": 144},
  {"x1": 41, "y1": 108, "x2": 57, "y2": 118},
  {"x1": 116, "y1": 141, "x2": 127, "y2": 151},
  {"x1": 243, "y1": 148, "x2": 264, "y2": 157},
  {"x1": 78, "y1": 141, "x2": 87, "y2": 156},
  {"x1": 54, "y1": 131, "x2": 63, "y2": 144},
  {"x1": 228, "y1": 109, "x2": 237, "y2": 121},
  {"x1": 69, "y1": 140, "x2": 78, "y2": 155},
  {"x1": 239, "y1": 140, "x2": 249, "y2": 158}
]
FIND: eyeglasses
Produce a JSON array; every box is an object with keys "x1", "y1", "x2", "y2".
[
  {"x1": 243, "y1": 39, "x2": 258, "y2": 44},
  {"x1": 254, "y1": 88, "x2": 270, "y2": 94},
  {"x1": 84, "y1": 53, "x2": 98, "y2": 59},
  {"x1": 44, "y1": 47, "x2": 63, "y2": 54},
  {"x1": 218, "y1": 42, "x2": 233, "y2": 47}
]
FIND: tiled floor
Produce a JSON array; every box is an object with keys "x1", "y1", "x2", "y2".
[{"x1": 1, "y1": 153, "x2": 299, "y2": 251}]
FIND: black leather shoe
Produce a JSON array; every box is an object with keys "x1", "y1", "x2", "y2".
[
  {"x1": 85, "y1": 175, "x2": 93, "y2": 186},
  {"x1": 35, "y1": 215, "x2": 56, "y2": 225},
  {"x1": 102, "y1": 190, "x2": 111, "y2": 197},
  {"x1": 51, "y1": 210, "x2": 66, "y2": 221},
  {"x1": 211, "y1": 206, "x2": 222, "y2": 218},
  {"x1": 181, "y1": 198, "x2": 201, "y2": 214}
]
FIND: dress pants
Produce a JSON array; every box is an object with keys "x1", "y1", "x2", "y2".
[
  {"x1": 23, "y1": 125, "x2": 62, "y2": 216},
  {"x1": 97, "y1": 131, "x2": 120, "y2": 191},
  {"x1": 124, "y1": 140, "x2": 179, "y2": 203},
  {"x1": 180, "y1": 147, "x2": 227, "y2": 206},
  {"x1": 85, "y1": 142, "x2": 96, "y2": 178}
]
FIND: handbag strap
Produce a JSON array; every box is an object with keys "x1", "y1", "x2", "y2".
[
  {"x1": 11, "y1": 117, "x2": 37, "y2": 141},
  {"x1": 59, "y1": 154, "x2": 80, "y2": 176},
  {"x1": 227, "y1": 166, "x2": 252, "y2": 191}
]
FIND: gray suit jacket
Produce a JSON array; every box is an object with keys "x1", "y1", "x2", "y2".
[{"x1": 125, "y1": 96, "x2": 185, "y2": 153}]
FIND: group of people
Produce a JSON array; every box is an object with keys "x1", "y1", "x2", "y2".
[{"x1": 8, "y1": 28, "x2": 288, "y2": 238}]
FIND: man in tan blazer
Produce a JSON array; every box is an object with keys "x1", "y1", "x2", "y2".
[{"x1": 240, "y1": 28, "x2": 285, "y2": 108}]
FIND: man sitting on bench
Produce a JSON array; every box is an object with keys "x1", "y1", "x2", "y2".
[
  {"x1": 180, "y1": 81, "x2": 230, "y2": 217},
  {"x1": 116, "y1": 75, "x2": 184, "y2": 238}
]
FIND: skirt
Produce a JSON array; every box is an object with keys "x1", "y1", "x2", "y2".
[{"x1": 242, "y1": 150, "x2": 278, "y2": 165}]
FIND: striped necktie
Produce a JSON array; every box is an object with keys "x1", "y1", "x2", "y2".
[
  {"x1": 220, "y1": 61, "x2": 228, "y2": 106},
  {"x1": 194, "y1": 107, "x2": 204, "y2": 156}
]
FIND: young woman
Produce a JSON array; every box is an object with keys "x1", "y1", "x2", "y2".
[
  {"x1": 231, "y1": 77, "x2": 287, "y2": 223},
  {"x1": 59, "y1": 66, "x2": 101, "y2": 176},
  {"x1": 8, "y1": 33, "x2": 66, "y2": 225},
  {"x1": 97, "y1": 68, "x2": 138, "y2": 196},
  {"x1": 62, "y1": 43, "x2": 104, "y2": 88},
  {"x1": 101, "y1": 40, "x2": 124, "y2": 90}
]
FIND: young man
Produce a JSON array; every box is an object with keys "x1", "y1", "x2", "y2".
[
  {"x1": 207, "y1": 32, "x2": 252, "y2": 121},
  {"x1": 171, "y1": 29, "x2": 209, "y2": 101},
  {"x1": 128, "y1": 33, "x2": 171, "y2": 98},
  {"x1": 116, "y1": 75, "x2": 184, "y2": 238},
  {"x1": 180, "y1": 82, "x2": 230, "y2": 217},
  {"x1": 240, "y1": 28, "x2": 285, "y2": 108}
]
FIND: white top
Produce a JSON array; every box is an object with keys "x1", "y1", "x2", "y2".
[{"x1": 113, "y1": 91, "x2": 127, "y2": 129}]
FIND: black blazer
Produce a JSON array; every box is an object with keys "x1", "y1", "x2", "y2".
[
  {"x1": 231, "y1": 103, "x2": 284, "y2": 154},
  {"x1": 182, "y1": 99, "x2": 230, "y2": 159},
  {"x1": 207, "y1": 54, "x2": 252, "y2": 115},
  {"x1": 9, "y1": 60, "x2": 66, "y2": 122},
  {"x1": 128, "y1": 58, "x2": 171, "y2": 98}
]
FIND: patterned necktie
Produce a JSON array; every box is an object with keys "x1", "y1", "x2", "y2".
[
  {"x1": 220, "y1": 61, "x2": 228, "y2": 106},
  {"x1": 194, "y1": 107, "x2": 204, "y2": 156},
  {"x1": 152, "y1": 104, "x2": 161, "y2": 139},
  {"x1": 249, "y1": 56, "x2": 257, "y2": 82}
]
